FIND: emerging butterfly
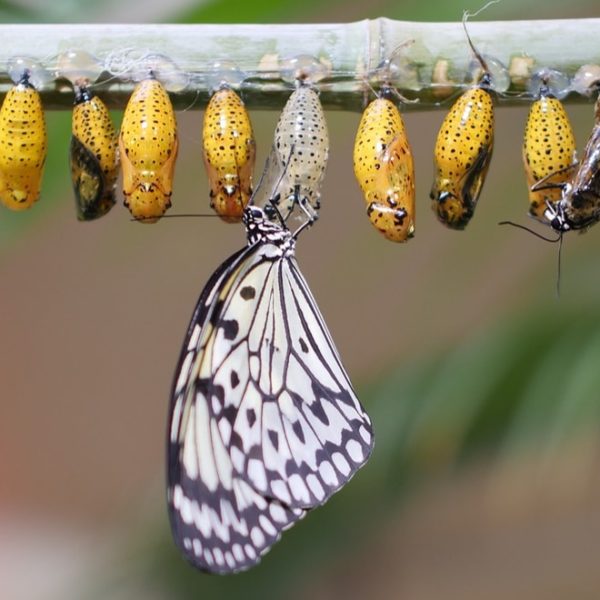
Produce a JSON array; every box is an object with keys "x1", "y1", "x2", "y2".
[{"x1": 167, "y1": 200, "x2": 374, "y2": 574}]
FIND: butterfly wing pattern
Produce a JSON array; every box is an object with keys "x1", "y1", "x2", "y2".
[{"x1": 167, "y1": 206, "x2": 374, "y2": 573}]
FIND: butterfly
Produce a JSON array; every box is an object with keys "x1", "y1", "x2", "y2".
[
  {"x1": 167, "y1": 203, "x2": 374, "y2": 574},
  {"x1": 543, "y1": 94, "x2": 600, "y2": 232}
]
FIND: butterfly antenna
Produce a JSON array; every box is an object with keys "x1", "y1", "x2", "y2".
[
  {"x1": 130, "y1": 213, "x2": 221, "y2": 222},
  {"x1": 249, "y1": 146, "x2": 273, "y2": 208},
  {"x1": 555, "y1": 232, "x2": 564, "y2": 298},
  {"x1": 498, "y1": 220, "x2": 561, "y2": 243}
]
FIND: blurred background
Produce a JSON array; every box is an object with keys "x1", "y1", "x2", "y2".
[{"x1": 1, "y1": 0, "x2": 600, "y2": 599}]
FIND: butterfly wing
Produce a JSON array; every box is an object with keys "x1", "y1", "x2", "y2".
[
  {"x1": 221, "y1": 256, "x2": 373, "y2": 508},
  {"x1": 208, "y1": 251, "x2": 374, "y2": 508},
  {"x1": 168, "y1": 244, "x2": 305, "y2": 574},
  {"x1": 168, "y1": 236, "x2": 373, "y2": 574}
]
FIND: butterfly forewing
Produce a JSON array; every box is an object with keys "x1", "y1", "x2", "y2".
[
  {"x1": 168, "y1": 243, "x2": 305, "y2": 573},
  {"x1": 167, "y1": 207, "x2": 374, "y2": 573}
]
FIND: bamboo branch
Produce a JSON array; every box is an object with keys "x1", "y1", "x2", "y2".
[{"x1": 0, "y1": 19, "x2": 599, "y2": 111}]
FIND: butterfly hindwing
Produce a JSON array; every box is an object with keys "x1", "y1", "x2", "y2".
[{"x1": 219, "y1": 256, "x2": 373, "y2": 508}]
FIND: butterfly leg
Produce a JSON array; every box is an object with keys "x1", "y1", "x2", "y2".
[{"x1": 293, "y1": 193, "x2": 319, "y2": 238}]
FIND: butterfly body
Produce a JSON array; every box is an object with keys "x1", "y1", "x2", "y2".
[
  {"x1": 546, "y1": 98, "x2": 600, "y2": 232},
  {"x1": 167, "y1": 205, "x2": 373, "y2": 573}
]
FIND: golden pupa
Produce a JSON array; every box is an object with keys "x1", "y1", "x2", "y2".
[
  {"x1": 70, "y1": 85, "x2": 119, "y2": 220},
  {"x1": 430, "y1": 16, "x2": 495, "y2": 230},
  {"x1": 119, "y1": 77, "x2": 178, "y2": 223},
  {"x1": 353, "y1": 90, "x2": 415, "y2": 243},
  {"x1": 0, "y1": 68, "x2": 47, "y2": 211},
  {"x1": 202, "y1": 86, "x2": 255, "y2": 222},
  {"x1": 523, "y1": 78, "x2": 577, "y2": 223}
]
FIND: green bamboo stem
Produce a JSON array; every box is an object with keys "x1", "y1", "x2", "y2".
[{"x1": 0, "y1": 19, "x2": 598, "y2": 111}]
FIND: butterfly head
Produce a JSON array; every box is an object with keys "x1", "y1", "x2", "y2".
[
  {"x1": 243, "y1": 205, "x2": 294, "y2": 249},
  {"x1": 544, "y1": 199, "x2": 571, "y2": 232}
]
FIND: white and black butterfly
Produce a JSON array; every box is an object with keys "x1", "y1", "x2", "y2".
[{"x1": 167, "y1": 204, "x2": 374, "y2": 574}]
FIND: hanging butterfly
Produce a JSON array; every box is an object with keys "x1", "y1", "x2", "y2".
[
  {"x1": 167, "y1": 199, "x2": 374, "y2": 574},
  {"x1": 543, "y1": 93, "x2": 600, "y2": 232}
]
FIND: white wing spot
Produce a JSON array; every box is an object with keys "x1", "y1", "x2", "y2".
[
  {"x1": 359, "y1": 425, "x2": 371, "y2": 444},
  {"x1": 233, "y1": 544, "x2": 244, "y2": 562},
  {"x1": 306, "y1": 473, "x2": 325, "y2": 499},
  {"x1": 248, "y1": 458, "x2": 268, "y2": 491},
  {"x1": 333, "y1": 452, "x2": 351, "y2": 476},
  {"x1": 346, "y1": 439, "x2": 364, "y2": 463},
  {"x1": 183, "y1": 537, "x2": 192, "y2": 550},
  {"x1": 213, "y1": 548, "x2": 225, "y2": 566},
  {"x1": 259, "y1": 514, "x2": 277, "y2": 537},
  {"x1": 318, "y1": 460, "x2": 338, "y2": 486},
  {"x1": 271, "y1": 479, "x2": 292, "y2": 505},
  {"x1": 172, "y1": 484, "x2": 183, "y2": 508},
  {"x1": 192, "y1": 501, "x2": 212, "y2": 538},
  {"x1": 225, "y1": 551, "x2": 236, "y2": 569},
  {"x1": 204, "y1": 549, "x2": 214, "y2": 565},
  {"x1": 245, "y1": 544, "x2": 257, "y2": 560},
  {"x1": 251, "y1": 526, "x2": 265, "y2": 548},
  {"x1": 180, "y1": 495, "x2": 193, "y2": 524},
  {"x1": 269, "y1": 503, "x2": 288, "y2": 524},
  {"x1": 289, "y1": 473, "x2": 310, "y2": 504},
  {"x1": 193, "y1": 538, "x2": 202, "y2": 556}
]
